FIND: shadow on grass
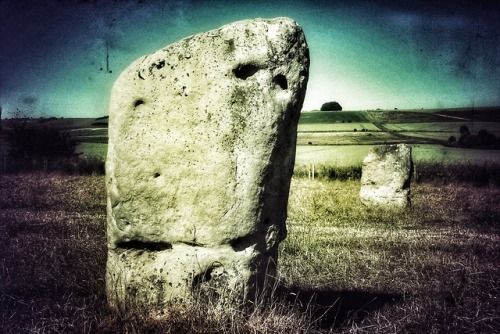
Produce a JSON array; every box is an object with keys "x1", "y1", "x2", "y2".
[{"x1": 284, "y1": 287, "x2": 404, "y2": 329}]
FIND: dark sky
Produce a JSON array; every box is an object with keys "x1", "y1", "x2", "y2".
[{"x1": 1, "y1": 0, "x2": 499, "y2": 117}]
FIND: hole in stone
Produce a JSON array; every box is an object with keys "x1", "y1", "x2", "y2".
[
  {"x1": 153, "y1": 172, "x2": 161, "y2": 178},
  {"x1": 154, "y1": 60, "x2": 165, "y2": 69},
  {"x1": 230, "y1": 235, "x2": 256, "y2": 252},
  {"x1": 193, "y1": 267, "x2": 214, "y2": 288},
  {"x1": 192, "y1": 262, "x2": 224, "y2": 290},
  {"x1": 134, "y1": 99, "x2": 144, "y2": 108},
  {"x1": 117, "y1": 240, "x2": 172, "y2": 252},
  {"x1": 233, "y1": 64, "x2": 260, "y2": 80},
  {"x1": 273, "y1": 74, "x2": 288, "y2": 90}
]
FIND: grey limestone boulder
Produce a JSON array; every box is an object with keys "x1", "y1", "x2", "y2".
[
  {"x1": 105, "y1": 17, "x2": 309, "y2": 314},
  {"x1": 360, "y1": 144, "x2": 413, "y2": 209}
]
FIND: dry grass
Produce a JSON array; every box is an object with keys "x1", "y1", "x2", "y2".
[
  {"x1": 282, "y1": 179, "x2": 500, "y2": 332},
  {"x1": 0, "y1": 173, "x2": 499, "y2": 333}
]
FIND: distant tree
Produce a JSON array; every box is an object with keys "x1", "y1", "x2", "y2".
[
  {"x1": 320, "y1": 101, "x2": 342, "y2": 111},
  {"x1": 459, "y1": 125, "x2": 470, "y2": 136},
  {"x1": 477, "y1": 129, "x2": 497, "y2": 147},
  {"x1": 458, "y1": 125, "x2": 471, "y2": 145},
  {"x1": 6, "y1": 112, "x2": 76, "y2": 159}
]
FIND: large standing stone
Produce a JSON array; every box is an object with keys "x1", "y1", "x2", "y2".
[
  {"x1": 106, "y1": 18, "x2": 309, "y2": 314},
  {"x1": 359, "y1": 144, "x2": 413, "y2": 209}
]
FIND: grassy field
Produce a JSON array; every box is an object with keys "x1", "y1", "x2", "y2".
[
  {"x1": 1, "y1": 173, "x2": 499, "y2": 333},
  {"x1": 2, "y1": 108, "x2": 500, "y2": 177},
  {"x1": 296, "y1": 107, "x2": 500, "y2": 166},
  {"x1": 1, "y1": 107, "x2": 499, "y2": 332},
  {"x1": 295, "y1": 144, "x2": 500, "y2": 168},
  {"x1": 298, "y1": 107, "x2": 500, "y2": 146},
  {"x1": 2, "y1": 107, "x2": 499, "y2": 163}
]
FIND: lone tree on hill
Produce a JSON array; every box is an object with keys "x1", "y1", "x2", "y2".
[
  {"x1": 459, "y1": 125, "x2": 470, "y2": 136},
  {"x1": 321, "y1": 101, "x2": 342, "y2": 111}
]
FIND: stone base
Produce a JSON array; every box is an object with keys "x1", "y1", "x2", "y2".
[{"x1": 106, "y1": 243, "x2": 277, "y2": 315}]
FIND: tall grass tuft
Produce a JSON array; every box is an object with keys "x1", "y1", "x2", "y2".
[{"x1": 294, "y1": 164, "x2": 362, "y2": 181}]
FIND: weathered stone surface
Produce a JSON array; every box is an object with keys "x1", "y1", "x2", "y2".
[
  {"x1": 359, "y1": 144, "x2": 412, "y2": 209},
  {"x1": 105, "y1": 17, "x2": 309, "y2": 314}
]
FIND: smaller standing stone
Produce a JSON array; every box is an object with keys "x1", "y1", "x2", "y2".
[{"x1": 360, "y1": 144, "x2": 413, "y2": 209}]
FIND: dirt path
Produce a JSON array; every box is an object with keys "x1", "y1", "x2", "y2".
[
  {"x1": 434, "y1": 114, "x2": 471, "y2": 121},
  {"x1": 363, "y1": 111, "x2": 444, "y2": 145}
]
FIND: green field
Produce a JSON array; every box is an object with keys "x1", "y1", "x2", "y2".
[
  {"x1": 298, "y1": 110, "x2": 370, "y2": 124},
  {"x1": 0, "y1": 117, "x2": 108, "y2": 158},
  {"x1": 296, "y1": 144, "x2": 500, "y2": 166},
  {"x1": 2, "y1": 107, "x2": 500, "y2": 167},
  {"x1": 75, "y1": 142, "x2": 108, "y2": 157},
  {"x1": 297, "y1": 107, "x2": 500, "y2": 165}
]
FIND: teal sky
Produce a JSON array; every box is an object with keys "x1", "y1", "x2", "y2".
[{"x1": 1, "y1": 0, "x2": 499, "y2": 118}]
